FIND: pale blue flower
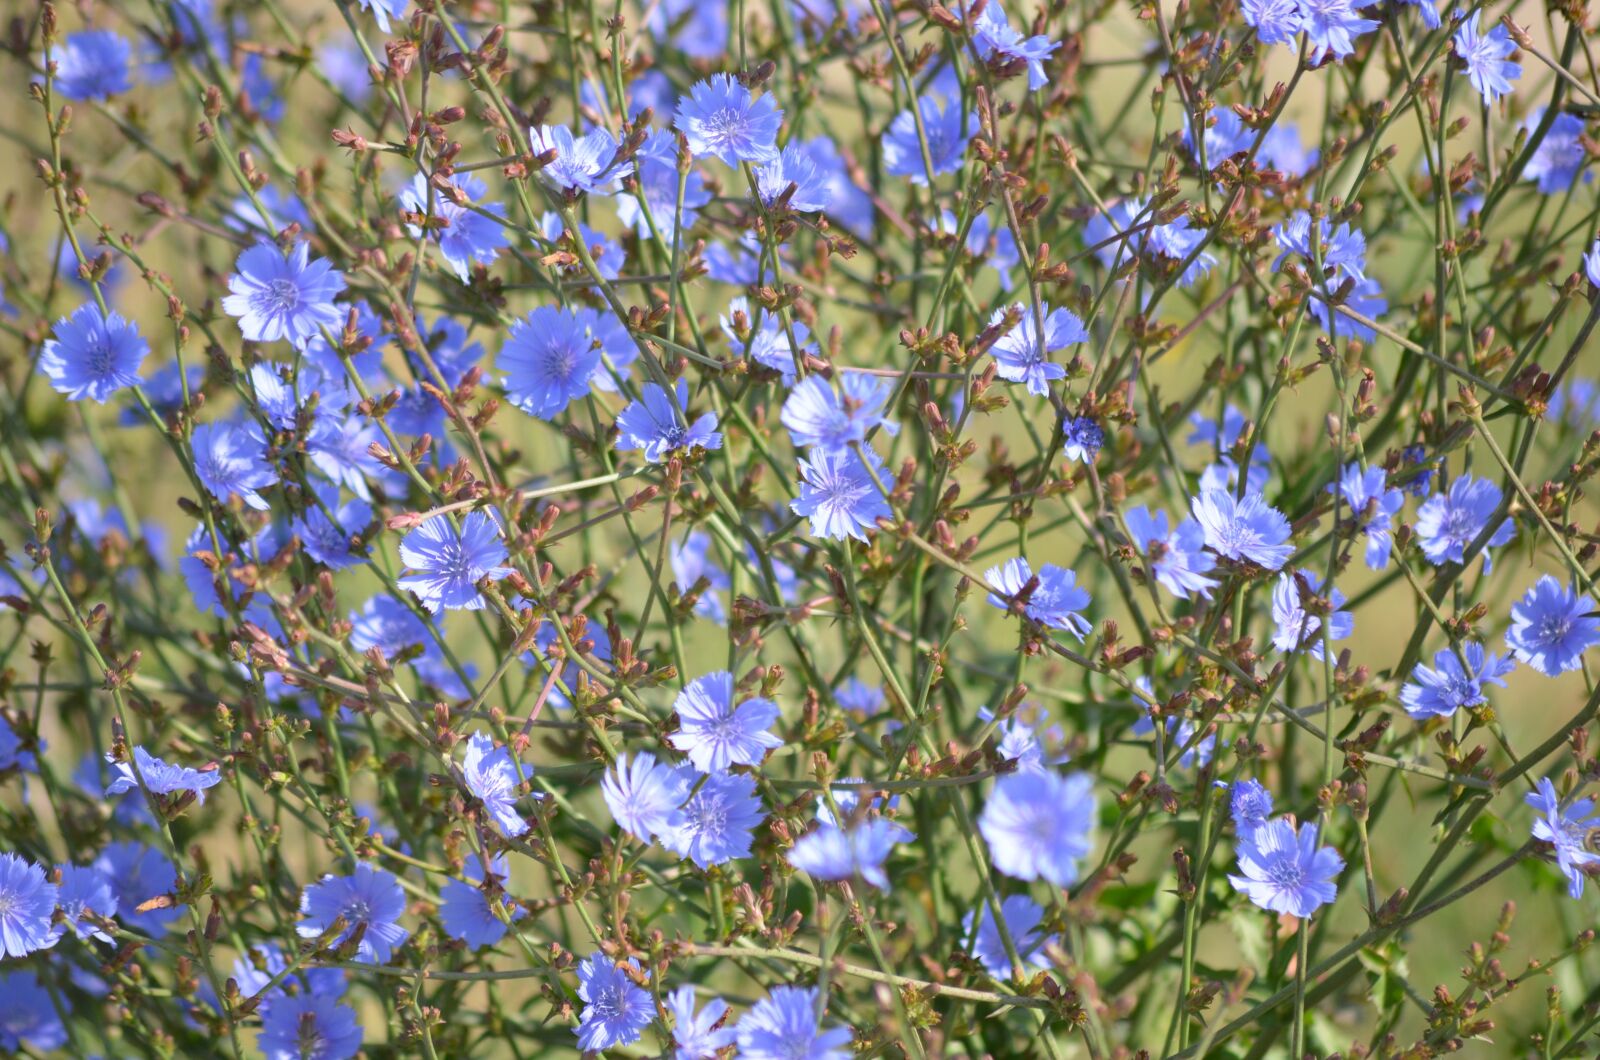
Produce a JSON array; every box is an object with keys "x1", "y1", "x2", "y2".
[
  {"x1": 297, "y1": 864, "x2": 409, "y2": 963},
  {"x1": 979, "y1": 771, "x2": 1096, "y2": 886},
  {"x1": 668, "y1": 671, "x2": 782, "y2": 773},
  {"x1": 661, "y1": 771, "x2": 764, "y2": 868},
  {"x1": 1228, "y1": 816, "x2": 1342, "y2": 916},
  {"x1": 736, "y1": 986, "x2": 852, "y2": 1060},
  {"x1": 1527, "y1": 778, "x2": 1600, "y2": 898},
  {"x1": 1506, "y1": 575, "x2": 1600, "y2": 677},
  {"x1": 1400, "y1": 642, "x2": 1516, "y2": 719},
  {"x1": 676, "y1": 74, "x2": 783, "y2": 166},
  {"x1": 882, "y1": 95, "x2": 973, "y2": 185},
  {"x1": 984, "y1": 557, "x2": 1092, "y2": 637}
]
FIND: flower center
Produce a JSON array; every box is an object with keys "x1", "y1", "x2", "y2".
[
  {"x1": 87, "y1": 341, "x2": 115, "y2": 377},
  {"x1": 1441, "y1": 507, "x2": 1478, "y2": 545},
  {"x1": 256, "y1": 277, "x2": 302, "y2": 315},
  {"x1": 704, "y1": 108, "x2": 745, "y2": 147},
  {"x1": 1537, "y1": 614, "x2": 1574, "y2": 646},
  {"x1": 1266, "y1": 857, "x2": 1306, "y2": 891}
]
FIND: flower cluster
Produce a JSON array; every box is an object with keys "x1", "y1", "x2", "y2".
[{"x1": 6, "y1": 0, "x2": 1600, "y2": 1057}]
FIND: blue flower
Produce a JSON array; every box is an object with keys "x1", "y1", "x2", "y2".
[
  {"x1": 318, "y1": 36, "x2": 370, "y2": 101},
  {"x1": 837, "y1": 678, "x2": 885, "y2": 716},
  {"x1": 1398, "y1": 0, "x2": 1442, "y2": 27},
  {"x1": 397, "y1": 511, "x2": 513, "y2": 613},
  {"x1": 1184, "y1": 108, "x2": 1252, "y2": 169},
  {"x1": 710, "y1": 236, "x2": 764, "y2": 286},
  {"x1": 1330, "y1": 462, "x2": 1404, "y2": 568},
  {"x1": 1062, "y1": 416, "x2": 1105, "y2": 463},
  {"x1": 93, "y1": 841, "x2": 181, "y2": 935},
  {"x1": 1272, "y1": 211, "x2": 1368, "y2": 280},
  {"x1": 1143, "y1": 208, "x2": 1218, "y2": 285},
  {"x1": 1228, "y1": 816, "x2": 1343, "y2": 916},
  {"x1": 1260, "y1": 122, "x2": 1319, "y2": 176},
  {"x1": 988, "y1": 303, "x2": 1089, "y2": 397},
  {"x1": 308, "y1": 413, "x2": 385, "y2": 501},
  {"x1": 241, "y1": 53, "x2": 284, "y2": 123},
  {"x1": 1191, "y1": 488, "x2": 1294, "y2": 570},
  {"x1": 802, "y1": 135, "x2": 874, "y2": 237},
  {"x1": 1309, "y1": 275, "x2": 1387, "y2": 341},
  {"x1": 662, "y1": 770, "x2": 765, "y2": 868},
  {"x1": 539, "y1": 211, "x2": 625, "y2": 281},
  {"x1": 791, "y1": 445, "x2": 894, "y2": 541},
  {"x1": 736, "y1": 985, "x2": 852, "y2": 1060},
  {"x1": 647, "y1": 0, "x2": 729, "y2": 60},
  {"x1": 1586, "y1": 237, "x2": 1600, "y2": 290},
  {"x1": 0, "y1": 973, "x2": 67, "y2": 1053},
  {"x1": 461, "y1": 731, "x2": 533, "y2": 836},
  {"x1": 440, "y1": 854, "x2": 520, "y2": 948},
  {"x1": 721, "y1": 298, "x2": 817, "y2": 385},
  {"x1": 249, "y1": 362, "x2": 299, "y2": 430},
  {"x1": 883, "y1": 94, "x2": 973, "y2": 185},
  {"x1": 192, "y1": 420, "x2": 278, "y2": 511},
  {"x1": 667, "y1": 986, "x2": 737, "y2": 1059},
  {"x1": 1415, "y1": 473, "x2": 1515, "y2": 570},
  {"x1": 1297, "y1": 0, "x2": 1380, "y2": 64},
  {"x1": 400, "y1": 173, "x2": 511, "y2": 281},
  {"x1": 226, "y1": 185, "x2": 314, "y2": 238},
  {"x1": 297, "y1": 864, "x2": 410, "y2": 963},
  {"x1": 222, "y1": 241, "x2": 347, "y2": 349},
  {"x1": 0, "y1": 853, "x2": 58, "y2": 959},
  {"x1": 1124, "y1": 505, "x2": 1219, "y2": 599},
  {"x1": 974, "y1": 1, "x2": 1060, "y2": 90},
  {"x1": 1134, "y1": 714, "x2": 1217, "y2": 768},
  {"x1": 616, "y1": 131, "x2": 713, "y2": 241},
  {"x1": 1506, "y1": 575, "x2": 1600, "y2": 677},
  {"x1": 39, "y1": 302, "x2": 147, "y2": 402},
  {"x1": 1527, "y1": 778, "x2": 1600, "y2": 898},
  {"x1": 1270, "y1": 569, "x2": 1353, "y2": 658},
  {"x1": 979, "y1": 770, "x2": 1096, "y2": 886},
  {"x1": 670, "y1": 531, "x2": 731, "y2": 624},
  {"x1": 500, "y1": 306, "x2": 602, "y2": 420},
  {"x1": 1399, "y1": 444, "x2": 1438, "y2": 495},
  {"x1": 789, "y1": 818, "x2": 907, "y2": 889},
  {"x1": 55, "y1": 29, "x2": 134, "y2": 100},
  {"x1": 575, "y1": 953, "x2": 654, "y2": 1051},
  {"x1": 1242, "y1": 0, "x2": 1301, "y2": 44},
  {"x1": 984, "y1": 557, "x2": 1092, "y2": 638},
  {"x1": 258, "y1": 990, "x2": 363, "y2": 1060},
  {"x1": 1453, "y1": 12, "x2": 1520, "y2": 104},
  {"x1": 530, "y1": 123, "x2": 620, "y2": 196},
  {"x1": 1400, "y1": 642, "x2": 1516, "y2": 719},
  {"x1": 780, "y1": 373, "x2": 899, "y2": 453},
  {"x1": 668, "y1": 670, "x2": 782, "y2": 773},
  {"x1": 1523, "y1": 110, "x2": 1591, "y2": 194},
  {"x1": 1227, "y1": 780, "x2": 1275, "y2": 838},
  {"x1": 358, "y1": 0, "x2": 408, "y2": 34},
  {"x1": 603, "y1": 752, "x2": 691, "y2": 843},
  {"x1": 121, "y1": 360, "x2": 201, "y2": 426},
  {"x1": 616, "y1": 379, "x2": 723, "y2": 463},
  {"x1": 756, "y1": 143, "x2": 832, "y2": 212},
  {"x1": 939, "y1": 209, "x2": 1021, "y2": 288},
  {"x1": 350, "y1": 595, "x2": 426, "y2": 656},
  {"x1": 293, "y1": 488, "x2": 372, "y2": 570},
  {"x1": 0, "y1": 715, "x2": 36, "y2": 773},
  {"x1": 977, "y1": 706, "x2": 1067, "y2": 772},
  {"x1": 965, "y1": 894, "x2": 1055, "y2": 977},
  {"x1": 676, "y1": 74, "x2": 783, "y2": 166},
  {"x1": 52, "y1": 863, "x2": 118, "y2": 943},
  {"x1": 105, "y1": 745, "x2": 222, "y2": 805}
]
